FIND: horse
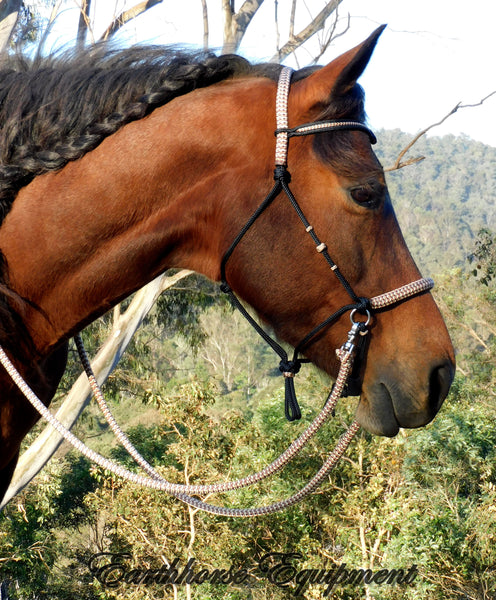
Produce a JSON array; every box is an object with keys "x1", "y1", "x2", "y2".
[{"x1": 0, "y1": 26, "x2": 455, "y2": 505}]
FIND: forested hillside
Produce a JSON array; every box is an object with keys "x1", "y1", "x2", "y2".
[
  {"x1": 378, "y1": 131, "x2": 496, "y2": 275},
  {"x1": 1, "y1": 131, "x2": 495, "y2": 600}
]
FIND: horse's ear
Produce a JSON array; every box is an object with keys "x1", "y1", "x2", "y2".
[{"x1": 291, "y1": 25, "x2": 386, "y2": 113}]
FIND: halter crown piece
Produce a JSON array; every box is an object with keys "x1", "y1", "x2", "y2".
[{"x1": 0, "y1": 66, "x2": 435, "y2": 517}]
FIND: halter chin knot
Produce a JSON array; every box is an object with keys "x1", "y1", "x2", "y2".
[
  {"x1": 273, "y1": 165, "x2": 291, "y2": 183},
  {"x1": 220, "y1": 281, "x2": 231, "y2": 294},
  {"x1": 356, "y1": 297, "x2": 372, "y2": 314},
  {"x1": 279, "y1": 358, "x2": 301, "y2": 377}
]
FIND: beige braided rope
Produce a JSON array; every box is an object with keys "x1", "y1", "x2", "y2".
[
  {"x1": 75, "y1": 332, "x2": 353, "y2": 496},
  {"x1": 293, "y1": 121, "x2": 370, "y2": 135},
  {"x1": 370, "y1": 277, "x2": 434, "y2": 309},
  {"x1": 274, "y1": 66, "x2": 293, "y2": 166},
  {"x1": 0, "y1": 277, "x2": 433, "y2": 517},
  {"x1": 74, "y1": 334, "x2": 164, "y2": 482},
  {"x1": 0, "y1": 340, "x2": 355, "y2": 516}
]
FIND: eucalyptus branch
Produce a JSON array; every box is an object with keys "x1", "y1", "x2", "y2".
[
  {"x1": 274, "y1": 0, "x2": 280, "y2": 55},
  {"x1": 200, "y1": 0, "x2": 208, "y2": 50},
  {"x1": 387, "y1": 91, "x2": 496, "y2": 172},
  {"x1": 270, "y1": 0, "x2": 344, "y2": 63},
  {"x1": 289, "y1": 0, "x2": 296, "y2": 39},
  {"x1": 310, "y1": 10, "x2": 350, "y2": 65},
  {"x1": 100, "y1": 0, "x2": 164, "y2": 41}
]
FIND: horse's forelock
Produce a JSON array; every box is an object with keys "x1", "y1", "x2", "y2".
[{"x1": 312, "y1": 82, "x2": 373, "y2": 178}]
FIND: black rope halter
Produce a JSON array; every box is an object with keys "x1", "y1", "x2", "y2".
[{"x1": 220, "y1": 67, "x2": 378, "y2": 421}]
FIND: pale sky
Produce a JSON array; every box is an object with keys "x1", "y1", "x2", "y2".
[{"x1": 43, "y1": 0, "x2": 496, "y2": 147}]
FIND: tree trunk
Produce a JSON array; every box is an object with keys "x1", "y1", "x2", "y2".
[
  {"x1": 0, "y1": 270, "x2": 192, "y2": 509},
  {"x1": 222, "y1": 0, "x2": 265, "y2": 54},
  {"x1": 0, "y1": 580, "x2": 11, "y2": 600},
  {"x1": 0, "y1": 0, "x2": 22, "y2": 52}
]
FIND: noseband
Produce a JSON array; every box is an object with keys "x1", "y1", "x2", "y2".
[
  {"x1": 220, "y1": 66, "x2": 433, "y2": 420},
  {"x1": 0, "y1": 67, "x2": 434, "y2": 517}
]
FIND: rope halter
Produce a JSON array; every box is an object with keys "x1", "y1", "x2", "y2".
[{"x1": 220, "y1": 66, "x2": 434, "y2": 421}]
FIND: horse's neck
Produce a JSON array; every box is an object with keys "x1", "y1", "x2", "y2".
[{"x1": 0, "y1": 85, "x2": 271, "y2": 357}]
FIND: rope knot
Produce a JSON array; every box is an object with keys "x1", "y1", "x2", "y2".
[
  {"x1": 278, "y1": 358, "x2": 302, "y2": 421},
  {"x1": 279, "y1": 358, "x2": 301, "y2": 377},
  {"x1": 356, "y1": 297, "x2": 371, "y2": 314},
  {"x1": 273, "y1": 165, "x2": 291, "y2": 183}
]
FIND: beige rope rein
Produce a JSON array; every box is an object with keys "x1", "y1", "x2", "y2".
[{"x1": 0, "y1": 277, "x2": 433, "y2": 517}]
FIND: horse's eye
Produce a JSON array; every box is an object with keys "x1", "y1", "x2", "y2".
[
  {"x1": 350, "y1": 186, "x2": 374, "y2": 205},
  {"x1": 350, "y1": 185, "x2": 380, "y2": 208}
]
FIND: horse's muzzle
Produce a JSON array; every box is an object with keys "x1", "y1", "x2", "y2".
[{"x1": 355, "y1": 358, "x2": 455, "y2": 437}]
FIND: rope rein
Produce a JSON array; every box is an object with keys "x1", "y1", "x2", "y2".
[
  {"x1": 0, "y1": 67, "x2": 435, "y2": 516},
  {"x1": 0, "y1": 279, "x2": 429, "y2": 517}
]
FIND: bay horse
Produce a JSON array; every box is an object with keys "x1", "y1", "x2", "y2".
[{"x1": 0, "y1": 26, "x2": 455, "y2": 504}]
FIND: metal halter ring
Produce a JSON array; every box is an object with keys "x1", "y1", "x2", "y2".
[{"x1": 350, "y1": 308, "x2": 371, "y2": 328}]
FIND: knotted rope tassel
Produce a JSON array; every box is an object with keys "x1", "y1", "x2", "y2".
[{"x1": 279, "y1": 358, "x2": 302, "y2": 421}]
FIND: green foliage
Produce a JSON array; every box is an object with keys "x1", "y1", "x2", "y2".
[
  {"x1": 469, "y1": 228, "x2": 496, "y2": 285},
  {"x1": 154, "y1": 273, "x2": 227, "y2": 350},
  {"x1": 376, "y1": 131, "x2": 496, "y2": 275},
  {"x1": 383, "y1": 379, "x2": 496, "y2": 599}
]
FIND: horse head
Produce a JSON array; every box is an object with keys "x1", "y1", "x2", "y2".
[{"x1": 210, "y1": 27, "x2": 455, "y2": 435}]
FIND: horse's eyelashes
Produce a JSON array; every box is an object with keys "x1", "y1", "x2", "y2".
[
  {"x1": 350, "y1": 186, "x2": 372, "y2": 204},
  {"x1": 349, "y1": 181, "x2": 385, "y2": 208}
]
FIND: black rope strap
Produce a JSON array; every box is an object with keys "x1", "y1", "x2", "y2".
[
  {"x1": 220, "y1": 165, "x2": 372, "y2": 421},
  {"x1": 219, "y1": 68, "x2": 380, "y2": 421}
]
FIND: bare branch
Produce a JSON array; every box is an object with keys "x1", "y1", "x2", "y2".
[
  {"x1": 76, "y1": 0, "x2": 91, "y2": 49},
  {"x1": 310, "y1": 9, "x2": 350, "y2": 65},
  {"x1": 100, "y1": 0, "x2": 164, "y2": 41},
  {"x1": 200, "y1": 0, "x2": 208, "y2": 50},
  {"x1": 274, "y1": 0, "x2": 280, "y2": 54},
  {"x1": 222, "y1": 0, "x2": 233, "y2": 48},
  {"x1": 288, "y1": 0, "x2": 296, "y2": 39},
  {"x1": 222, "y1": 0, "x2": 265, "y2": 54},
  {"x1": 35, "y1": 0, "x2": 64, "y2": 58},
  {"x1": 387, "y1": 91, "x2": 496, "y2": 172},
  {"x1": 270, "y1": 0, "x2": 344, "y2": 63}
]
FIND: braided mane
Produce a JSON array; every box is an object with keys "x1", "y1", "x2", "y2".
[
  {"x1": 0, "y1": 43, "x2": 366, "y2": 226},
  {"x1": 0, "y1": 44, "x2": 259, "y2": 224}
]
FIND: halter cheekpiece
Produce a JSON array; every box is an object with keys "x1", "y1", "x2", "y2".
[{"x1": 220, "y1": 67, "x2": 432, "y2": 421}]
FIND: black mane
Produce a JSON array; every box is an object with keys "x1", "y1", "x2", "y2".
[{"x1": 0, "y1": 44, "x2": 260, "y2": 223}]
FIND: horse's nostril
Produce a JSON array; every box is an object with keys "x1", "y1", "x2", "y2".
[{"x1": 429, "y1": 362, "x2": 455, "y2": 413}]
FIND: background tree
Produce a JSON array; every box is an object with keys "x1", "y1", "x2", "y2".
[
  {"x1": 0, "y1": 0, "x2": 22, "y2": 50},
  {"x1": 469, "y1": 228, "x2": 496, "y2": 286}
]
